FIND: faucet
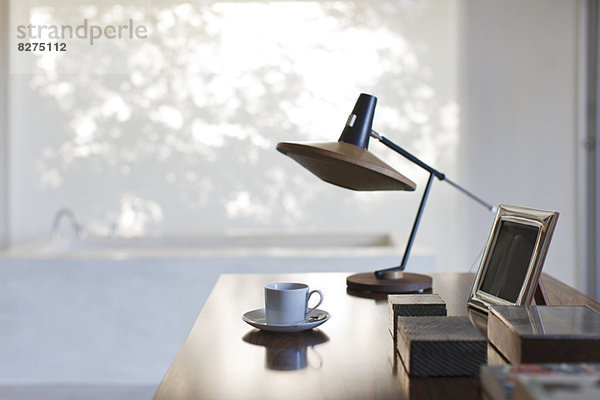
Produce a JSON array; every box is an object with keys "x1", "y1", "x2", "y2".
[{"x1": 51, "y1": 208, "x2": 86, "y2": 238}]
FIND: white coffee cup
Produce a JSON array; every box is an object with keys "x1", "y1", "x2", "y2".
[{"x1": 264, "y1": 282, "x2": 324, "y2": 325}]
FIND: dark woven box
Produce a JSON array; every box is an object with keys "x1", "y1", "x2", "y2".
[
  {"x1": 388, "y1": 294, "x2": 447, "y2": 340},
  {"x1": 396, "y1": 316, "x2": 487, "y2": 377}
]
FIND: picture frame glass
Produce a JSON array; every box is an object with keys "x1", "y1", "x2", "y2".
[
  {"x1": 478, "y1": 220, "x2": 539, "y2": 303},
  {"x1": 467, "y1": 204, "x2": 559, "y2": 313}
]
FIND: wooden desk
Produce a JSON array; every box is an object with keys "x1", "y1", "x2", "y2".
[{"x1": 153, "y1": 273, "x2": 600, "y2": 400}]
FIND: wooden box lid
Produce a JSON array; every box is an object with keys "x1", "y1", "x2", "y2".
[{"x1": 487, "y1": 305, "x2": 600, "y2": 364}]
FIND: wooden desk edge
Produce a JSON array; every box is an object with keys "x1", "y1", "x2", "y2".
[{"x1": 540, "y1": 273, "x2": 600, "y2": 312}]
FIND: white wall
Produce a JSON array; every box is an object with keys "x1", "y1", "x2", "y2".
[
  {"x1": 458, "y1": 0, "x2": 585, "y2": 290},
  {"x1": 7, "y1": 0, "x2": 462, "y2": 269},
  {"x1": 4, "y1": 0, "x2": 590, "y2": 290},
  {"x1": 0, "y1": 0, "x2": 8, "y2": 250}
]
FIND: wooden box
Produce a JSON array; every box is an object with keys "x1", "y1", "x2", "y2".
[
  {"x1": 388, "y1": 294, "x2": 446, "y2": 341},
  {"x1": 487, "y1": 305, "x2": 600, "y2": 364},
  {"x1": 396, "y1": 316, "x2": 487, "y2": 377}
]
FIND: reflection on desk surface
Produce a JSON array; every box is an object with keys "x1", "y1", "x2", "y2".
[
  {"x1": 242, "y1": 329, "x2": 329, "y2": 371},
  {"x1": 396, "y1": 357, "x2": 479, "y2": 400}
]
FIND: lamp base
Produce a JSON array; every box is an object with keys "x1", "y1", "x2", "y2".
[{"x1": 346, "y1": 272, "x2": 433, "y2": 294}]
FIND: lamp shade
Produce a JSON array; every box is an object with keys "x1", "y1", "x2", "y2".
[
  {"x1": 276, "y1": 93, "x2": 416, "y2": 191},
  {"x1": 276, "y1": 141, "x2": 416, "y2": 191}
]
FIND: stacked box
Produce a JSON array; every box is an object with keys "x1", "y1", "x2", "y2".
[
  {"x1": 388, "y1": 294, "x2": 447, "y2": 341},
  {"x1": 397, "y1": 316, "x2": 487, "y2": 377},
  {"x1": 488, "y1": 305, "x2": 600, "y2": 364}
]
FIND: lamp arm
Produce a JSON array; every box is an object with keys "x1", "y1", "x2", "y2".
[
  {"x1": 371, "y1": 130, "x2": 445, "y2": 180},
  {"x1": 370, "y1": 130, "x2": 495, "y2": 212},
  {"x1": 371, "y1": 130, "x2": 495, "y2": 277},
  {"x1": 375, "y1": 172, "x2": 435, "y2": 276}
]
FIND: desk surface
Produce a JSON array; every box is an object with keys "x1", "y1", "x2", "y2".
[{"x1": 153, "y1": 272, "x2": 600, "y2": 400}]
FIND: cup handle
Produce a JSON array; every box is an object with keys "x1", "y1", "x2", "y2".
[{"x1": 306, "y1": 289, "x2": 324, "y2": 315}]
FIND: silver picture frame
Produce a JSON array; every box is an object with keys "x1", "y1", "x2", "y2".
[{"x1": 467, "y1": 204, "x2": 559, "y2": 313}]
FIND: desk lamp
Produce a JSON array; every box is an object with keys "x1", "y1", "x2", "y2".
[{"x1": 277, "y1": 93, "x2": 495, "y2": 294}]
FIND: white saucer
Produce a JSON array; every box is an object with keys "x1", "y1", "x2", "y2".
[{"x1": 242, "y1": 308, "x2": 330, "y2": 333}]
